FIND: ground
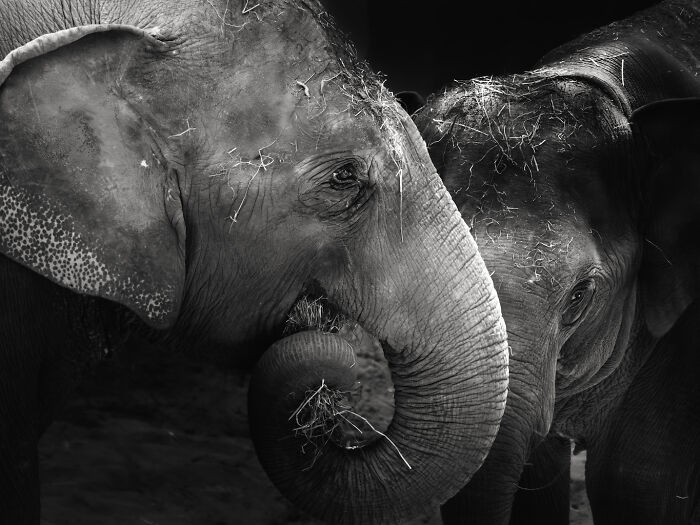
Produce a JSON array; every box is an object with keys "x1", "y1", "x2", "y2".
[{"x1": 39, "y1": 333, "x2": 592, "y2": 525}]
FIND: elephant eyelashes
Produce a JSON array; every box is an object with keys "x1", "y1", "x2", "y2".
[{"x1": 562, "y1": 279, "x2": 596, "y2": 326}]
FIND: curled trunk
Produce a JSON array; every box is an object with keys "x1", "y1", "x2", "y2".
[{"x1": 249, "y1": 182, "x2": 509, "y2": 524}]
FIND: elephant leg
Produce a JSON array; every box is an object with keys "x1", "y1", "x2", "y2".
[
  {"x1": 0, "y1": 256, "x2": 99, "y2": 524},
  {"x1": 509, "y1": 435, "x2": 571, "y2": 525},
  {"x1": 0, "y1": 259, "x2": 45, "y2": 523},
  {"x1": 0, "y1": 391, "x2": 40, "y2": 525},
  {"x1": 440, "y1": 447, "x2": 524, "y2": 525},
  {"x1": 0, "y1": 313, "x2": 40, "y2": 521}
]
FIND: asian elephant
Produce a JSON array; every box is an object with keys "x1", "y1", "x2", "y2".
[
  {"x1": 0, "y1": 1, "x2": 510, "y2": 524},
  {"x1": 410, "y1": 0, "x2": 700, "y2": 523}
]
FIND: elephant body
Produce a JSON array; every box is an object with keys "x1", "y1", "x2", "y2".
[
  {"x1": 414, "y1": 0, "x2": 700, "y2": 523},
  {"x1": 0, "y1": 1, "x2": 510, "y2": 524}
]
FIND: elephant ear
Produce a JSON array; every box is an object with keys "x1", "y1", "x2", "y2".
[
  {"x1": 0, "y1": 27, "x2": 186, "y2": 329},
  {"x1": 633, "y1": 98, "x2": 700, "y2": 338}
]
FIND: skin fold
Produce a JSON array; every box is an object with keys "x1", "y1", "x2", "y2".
[
  {"x1": 412, "y1": 0, "x2": 700, "y2": 523},
  {"x1": 0, "y1": 1, "x2": 509, "y2": 524}
]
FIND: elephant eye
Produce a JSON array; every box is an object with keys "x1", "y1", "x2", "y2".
[
  {"x1": 562, "y1": 279, "x2": 595, "y2": 326},
  {"x1": 330, "y1": 164, "x2": 360, "y2": 190}
]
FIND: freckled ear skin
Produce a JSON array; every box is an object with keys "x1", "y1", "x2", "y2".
[
  {"x1": 0, "y1": 32, "x2": 185, "y2": 329},
  {"x1": 632, "y1": 98, "x2": 700, "y2": 337}
]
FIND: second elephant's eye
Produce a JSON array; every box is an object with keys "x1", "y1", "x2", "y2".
[
  {"x1": 562, "y1": 279, "x2": 596, "y2": 326},
  {"x1": 330, "y1": 164, "x2": 359, "y2": 189}
]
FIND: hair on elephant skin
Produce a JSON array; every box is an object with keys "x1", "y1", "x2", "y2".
[
  {"x1": 0, "y1": 1, "x2": 510, "y2": 524},
  {"x1": 412, "y1": 0, "x2": 700, "y2": 523}
]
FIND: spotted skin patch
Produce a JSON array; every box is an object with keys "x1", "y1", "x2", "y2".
[{"x1": 0, "y1": 182, "x2": 176, "y2": 325}]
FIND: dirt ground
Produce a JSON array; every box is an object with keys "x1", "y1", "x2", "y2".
[{"x1": 39, "y1": 333, "x2": 592, "y2": 525}]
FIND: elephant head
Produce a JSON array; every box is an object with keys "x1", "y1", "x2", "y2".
[
  {"x1": 0, "y1": 0, "x2": 509, "y2": 522},
  {"x1": 414, "y1": 55, "x2": 700, "y2": 521}
]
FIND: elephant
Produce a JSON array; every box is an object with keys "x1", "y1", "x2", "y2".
[
  {"x1": 409, "y1": 0, "x2": 700, "y2": 523},
  {"x1": 0, "y1": 1, "x2": 510, "y2": 524}
]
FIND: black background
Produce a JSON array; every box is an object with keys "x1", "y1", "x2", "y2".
[{"x1": 323, "y1": 0, "x2": 658, "y2": 96}]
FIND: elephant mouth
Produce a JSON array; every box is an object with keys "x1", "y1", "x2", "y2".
[
  {"x1": 282, "y1": 293, "x2": 396, "y2": 448},
  {"x1": 284, "y1": 294, "x2": 350, "y2": 336}
]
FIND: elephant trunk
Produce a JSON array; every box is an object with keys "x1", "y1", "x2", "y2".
[
  {"x1": 249, "y1": 177, "x2": 509, "y2": 524},
  {"x1": 441, "y1": 343, "x2": 552, "y2": 524}
]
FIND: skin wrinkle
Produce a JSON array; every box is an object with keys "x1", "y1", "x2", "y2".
[
  {"x1": 583, "y1": 317, "x2": 631, "y2": 384},
  {"x1": 397, "y1": 238, "x2": 466, "y2": 335},
  {"x1": 381, "y1": 225, "x2": 464, "y2": 339}
]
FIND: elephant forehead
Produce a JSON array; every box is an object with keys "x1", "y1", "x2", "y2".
[
  {"x1": 434, "y1": 82, "x2": 622, "y2": 280},
  {"x1": 473, "y1": 210, "x2": 600, "y2": 286},
  {"x1": 170, "y1": 31, "x2": 407, "y2": 166},
  {"x1": 449, "y1": 138, "x2": 587, "y2": 231},
  {"x1": 203, "y1": 78, "x2": 409, "y2": 176},
  {"x1": 110, "y1": 0, "x2": 382, "y2": 136}
]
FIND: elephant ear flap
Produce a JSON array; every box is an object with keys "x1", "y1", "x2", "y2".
[
  {"x1": 0, "y1": 28, "x2": 186, "y2": 329},
  {"x1": 632, "y1": 98, "x2": 700, "y2": 337}
]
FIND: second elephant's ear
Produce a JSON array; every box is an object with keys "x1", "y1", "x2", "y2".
[
  {"x1": 0, "y1": 28, "x2": 186, "y2": 328},
  {"x1": 633, "y1": 98, "x2": 700, "y2": 337}
]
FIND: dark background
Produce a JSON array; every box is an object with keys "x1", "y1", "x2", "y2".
[{"x1": 323, "y1": 0, "x2": 658, "y2": 97}]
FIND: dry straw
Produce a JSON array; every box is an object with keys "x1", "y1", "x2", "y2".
[
  {"x1": 284, "y1": 296, "x2": 347, "y2": 335},
  {"x1": 284, "y1": 296, "x2": 409, "y2": 471},
  {"x1": 289, "y1": 379, "x2": 411, "y2": 471}
]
